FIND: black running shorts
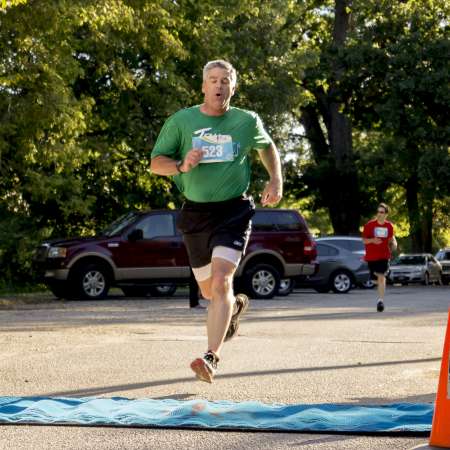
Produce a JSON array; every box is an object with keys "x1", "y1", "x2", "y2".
[
  {"x1": 176, "y1": 195, "x2": 255, "y2": 268},
  {"x1": 368, "y1": 259, "x2": 389, "y2": 280}
]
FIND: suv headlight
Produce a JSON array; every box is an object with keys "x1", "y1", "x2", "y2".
[{"x1": 48, "y1": 247, "x2": 67, "y2": 258}]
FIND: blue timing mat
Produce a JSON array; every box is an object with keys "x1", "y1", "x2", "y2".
[{"x1": 0, "y1": 397, "x2": 433, "y2": 435}]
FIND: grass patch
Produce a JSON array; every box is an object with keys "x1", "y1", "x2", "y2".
[{"x1": 0, "y1": 283, "x2": 55, "y2": 309}]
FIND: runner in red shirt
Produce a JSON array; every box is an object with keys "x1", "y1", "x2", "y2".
[{"x1": 362, "y1": 203, "x2": 397, "y2": 312}]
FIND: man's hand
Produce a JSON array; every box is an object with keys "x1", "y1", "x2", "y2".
[
  {"x1": 372, "y1": 237, "x2": 382, "y2": 244},
  {"x1": 180, "y1": 148, "x2": 203, "y2": 173},
  {"x1": 261, "y1": 178, "x2": 283, "y2": 207}
]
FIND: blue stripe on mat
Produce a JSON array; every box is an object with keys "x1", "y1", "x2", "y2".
[{"x1": 0, "y1": 397, "x2": 433, "y2": 434}]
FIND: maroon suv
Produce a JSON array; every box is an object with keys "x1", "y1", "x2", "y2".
[{"x1": 34, "y1": 209, "x2": 318, "y2": 300}]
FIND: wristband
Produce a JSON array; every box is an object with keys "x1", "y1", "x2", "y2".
[{"x1": 175, "y1": 160, "x2": 184, "y2": 173}]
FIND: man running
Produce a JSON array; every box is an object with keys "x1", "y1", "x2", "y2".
[
  {"x1": 150, "y1": 60, "x2": 283, "y2": 382},
  {"x1": 362, "y1": 203, "x2": 397, "y2": 312}
]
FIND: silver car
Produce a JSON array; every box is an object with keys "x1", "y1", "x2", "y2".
[
  {"x1": 388, "y1": 254, "x2": 442, "y2": 285},
  {"x1": 435, "y1": 248, "x2": 450, "y2": 285},
  {"x1": 316, "y1": 236, "x2": 373, "y2": 288},
  {"x1": 298, "y1": 242, "x2": 370, "y2": 294}
]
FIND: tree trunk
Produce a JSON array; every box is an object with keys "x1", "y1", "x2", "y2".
[
  {"x1": 328, "y1": 0, "x2": 360, "y2": 234},
  {"x1": 300, "y1": 102, "x2": 360, "y2": 235},
  {"x1": 300, "y1": 0, "x2": 360, "y2": 235},
  {"x1": 405, "y1": 175, "x2": 423, "y2": 251},
  {"x1": 422, "y1": 198, "x2": 433, "y2": 252}
]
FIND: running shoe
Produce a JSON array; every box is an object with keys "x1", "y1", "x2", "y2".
[
  {"x1": 190, "y1": 351, "x2": 219, "y2": 383},
  {"x1": 377, "y1": 300, "x2": 385, "y2": 312},
  {"x1": 224, "y1": 293, "x2": 249, "y2": 342}
]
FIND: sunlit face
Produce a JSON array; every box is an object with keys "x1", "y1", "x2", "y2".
[
  {"x1": 201, "y1": 67, "x2": 236, "y2": 114},
  {"x1": 376, "y1": 207, "x2": 387, "y2": 221}
]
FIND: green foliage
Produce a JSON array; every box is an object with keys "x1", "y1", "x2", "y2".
[{"x1": 1, "y1": 0, "x2": 27, "y2": 8}]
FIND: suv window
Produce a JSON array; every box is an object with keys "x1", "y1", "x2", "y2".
[
  {"x1": 317, "y1": 244, "x2": 339, "y2": 257},
  {"x1": 252, "y1": 211, "x2": 303, "y2": 232},
  {"x1": 136, "y1": 214, "x2": 175, "y2": 239}
]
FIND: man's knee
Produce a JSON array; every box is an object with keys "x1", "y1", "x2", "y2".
[{"x1": 210, "y1": 272, "x2": 234, "y2": 300}]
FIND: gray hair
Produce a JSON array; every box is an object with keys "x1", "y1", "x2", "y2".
[{"x1": 203, "y1": 60, "x2": 237, "y2": 85}]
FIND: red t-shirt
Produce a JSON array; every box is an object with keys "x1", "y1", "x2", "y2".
[{"x1": 363, "y1": 219, "x2": 394, "y2": 261}]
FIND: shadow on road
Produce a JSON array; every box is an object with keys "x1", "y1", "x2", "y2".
[{"x1": 42, "y1": 356, "x2": 440, "y2": 398}]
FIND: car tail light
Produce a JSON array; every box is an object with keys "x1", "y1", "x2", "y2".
[{"x1": 304, "y1": 238, "x2": 317, "y2": 256}]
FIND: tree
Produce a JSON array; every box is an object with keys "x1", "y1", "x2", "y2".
[
  {"x1": 346, "y1": 0, "x2": 450, "y2": 250},
  {"x1": 296, "y1": 0, "x2": 361, "y2": 235},
  {"x1": 0, "y1": 0, "x2": 194, "y2": 283}
]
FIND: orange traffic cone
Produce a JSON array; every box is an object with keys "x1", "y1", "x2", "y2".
[{"x1": 430, "y1": 307, "x2": 450, "y2": 448}]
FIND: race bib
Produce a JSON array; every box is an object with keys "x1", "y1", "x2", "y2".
[
  {"x1": 192, "y1": 135, "x2": 235, "y2": 163},
  {"x1": 374, "y1": 227, "x2": 388, "y2": 238}
]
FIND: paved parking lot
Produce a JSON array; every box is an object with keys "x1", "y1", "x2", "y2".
[{"x1": 0, "y1": 285, "x2": 449, "y2": 449}]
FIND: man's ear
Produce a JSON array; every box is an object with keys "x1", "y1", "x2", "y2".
[{"x1": 201, "y1": 81, "x2": 206, "y2": 95}]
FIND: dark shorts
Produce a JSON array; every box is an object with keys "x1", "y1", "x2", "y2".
[
  {"x1": 368, "y1": 259, "x2": 390, "y2": 280},
  {"x1": 176, "y1": 195, "x2": 255, "y2": 268}
]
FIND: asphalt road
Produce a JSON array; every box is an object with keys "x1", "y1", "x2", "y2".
[{"x1": 0, "y1": 285, "x2": 449, "y2": 450}]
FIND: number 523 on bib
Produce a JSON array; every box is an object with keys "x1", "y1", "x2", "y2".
[{"x1": 192, "y1": 135, "x2": 235, "y2": 163}]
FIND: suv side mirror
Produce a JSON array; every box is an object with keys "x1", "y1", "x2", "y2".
[{"x1": 128, "y1": 228, "x2": 144, "y2": 242}]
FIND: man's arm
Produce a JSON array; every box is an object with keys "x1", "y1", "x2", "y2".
[
  {"x1": 150, "y1": 155, "x2": 182, "y2": 176},
  {"x1": 389, "y1": 236, "x2": 398, "y2": 251},
  {"x1": 259, "y1": 142, "x2": 283, "y2": 206},
  {"x1": 363, "y1": 237, "x2": 382, "y2": 244},
  {"x1": 150, "y1": 150, "x2": 203, "y2": 176}
]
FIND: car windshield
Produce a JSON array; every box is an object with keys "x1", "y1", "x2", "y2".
[
  {"x1": 101, "y1": 212, "x2": 140, "y2": 237},
  {"x1": 393, "y1": 256, "x2": 425, "y2": 265},
  {"x1": 437, "y1": 251, "x2": 450, "y2": 261}
]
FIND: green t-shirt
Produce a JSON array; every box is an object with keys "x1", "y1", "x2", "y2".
[{"x1": 151, "y1": 105, "x2": 273, "y2": 202}]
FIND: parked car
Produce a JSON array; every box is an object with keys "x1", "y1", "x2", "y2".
[
  {"x1": 435, "y1": 248, "x2": 450, "y2": 285},
  {"x1": 297, "y1": 242, "x2": 370, "y2": 293},
  {"x1": 388, "y1": 254, "x2": 442, "y2": 285},
  {"x1": 316, "y1": 236, "x2": 365, "y2": 255},
  {"x1": 34, "y1": 208, "x2": 318, "y2": 300},
  {"x1": 315, "y1": 236, "x2": 373, "y2": 288}
]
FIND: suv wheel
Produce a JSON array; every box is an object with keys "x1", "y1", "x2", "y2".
[
  {"x1": 73, "y1": 263, "x2": 110, "y2": 300},
  {"x1": 149, "y1": 284, "x2": 177, "y2": 297},
  {"x1": 331, "y1": 270, "x2": 352, "y2": 294},
  {"x1": 244, "y1": 263, "x2": 280, "y2": 299},
  {"x1": 277, "y1": 278, "x2": 294, "y2": 296},
  {"x1": 121, "y1": 287, "x2": 149, "y2": 297}
]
